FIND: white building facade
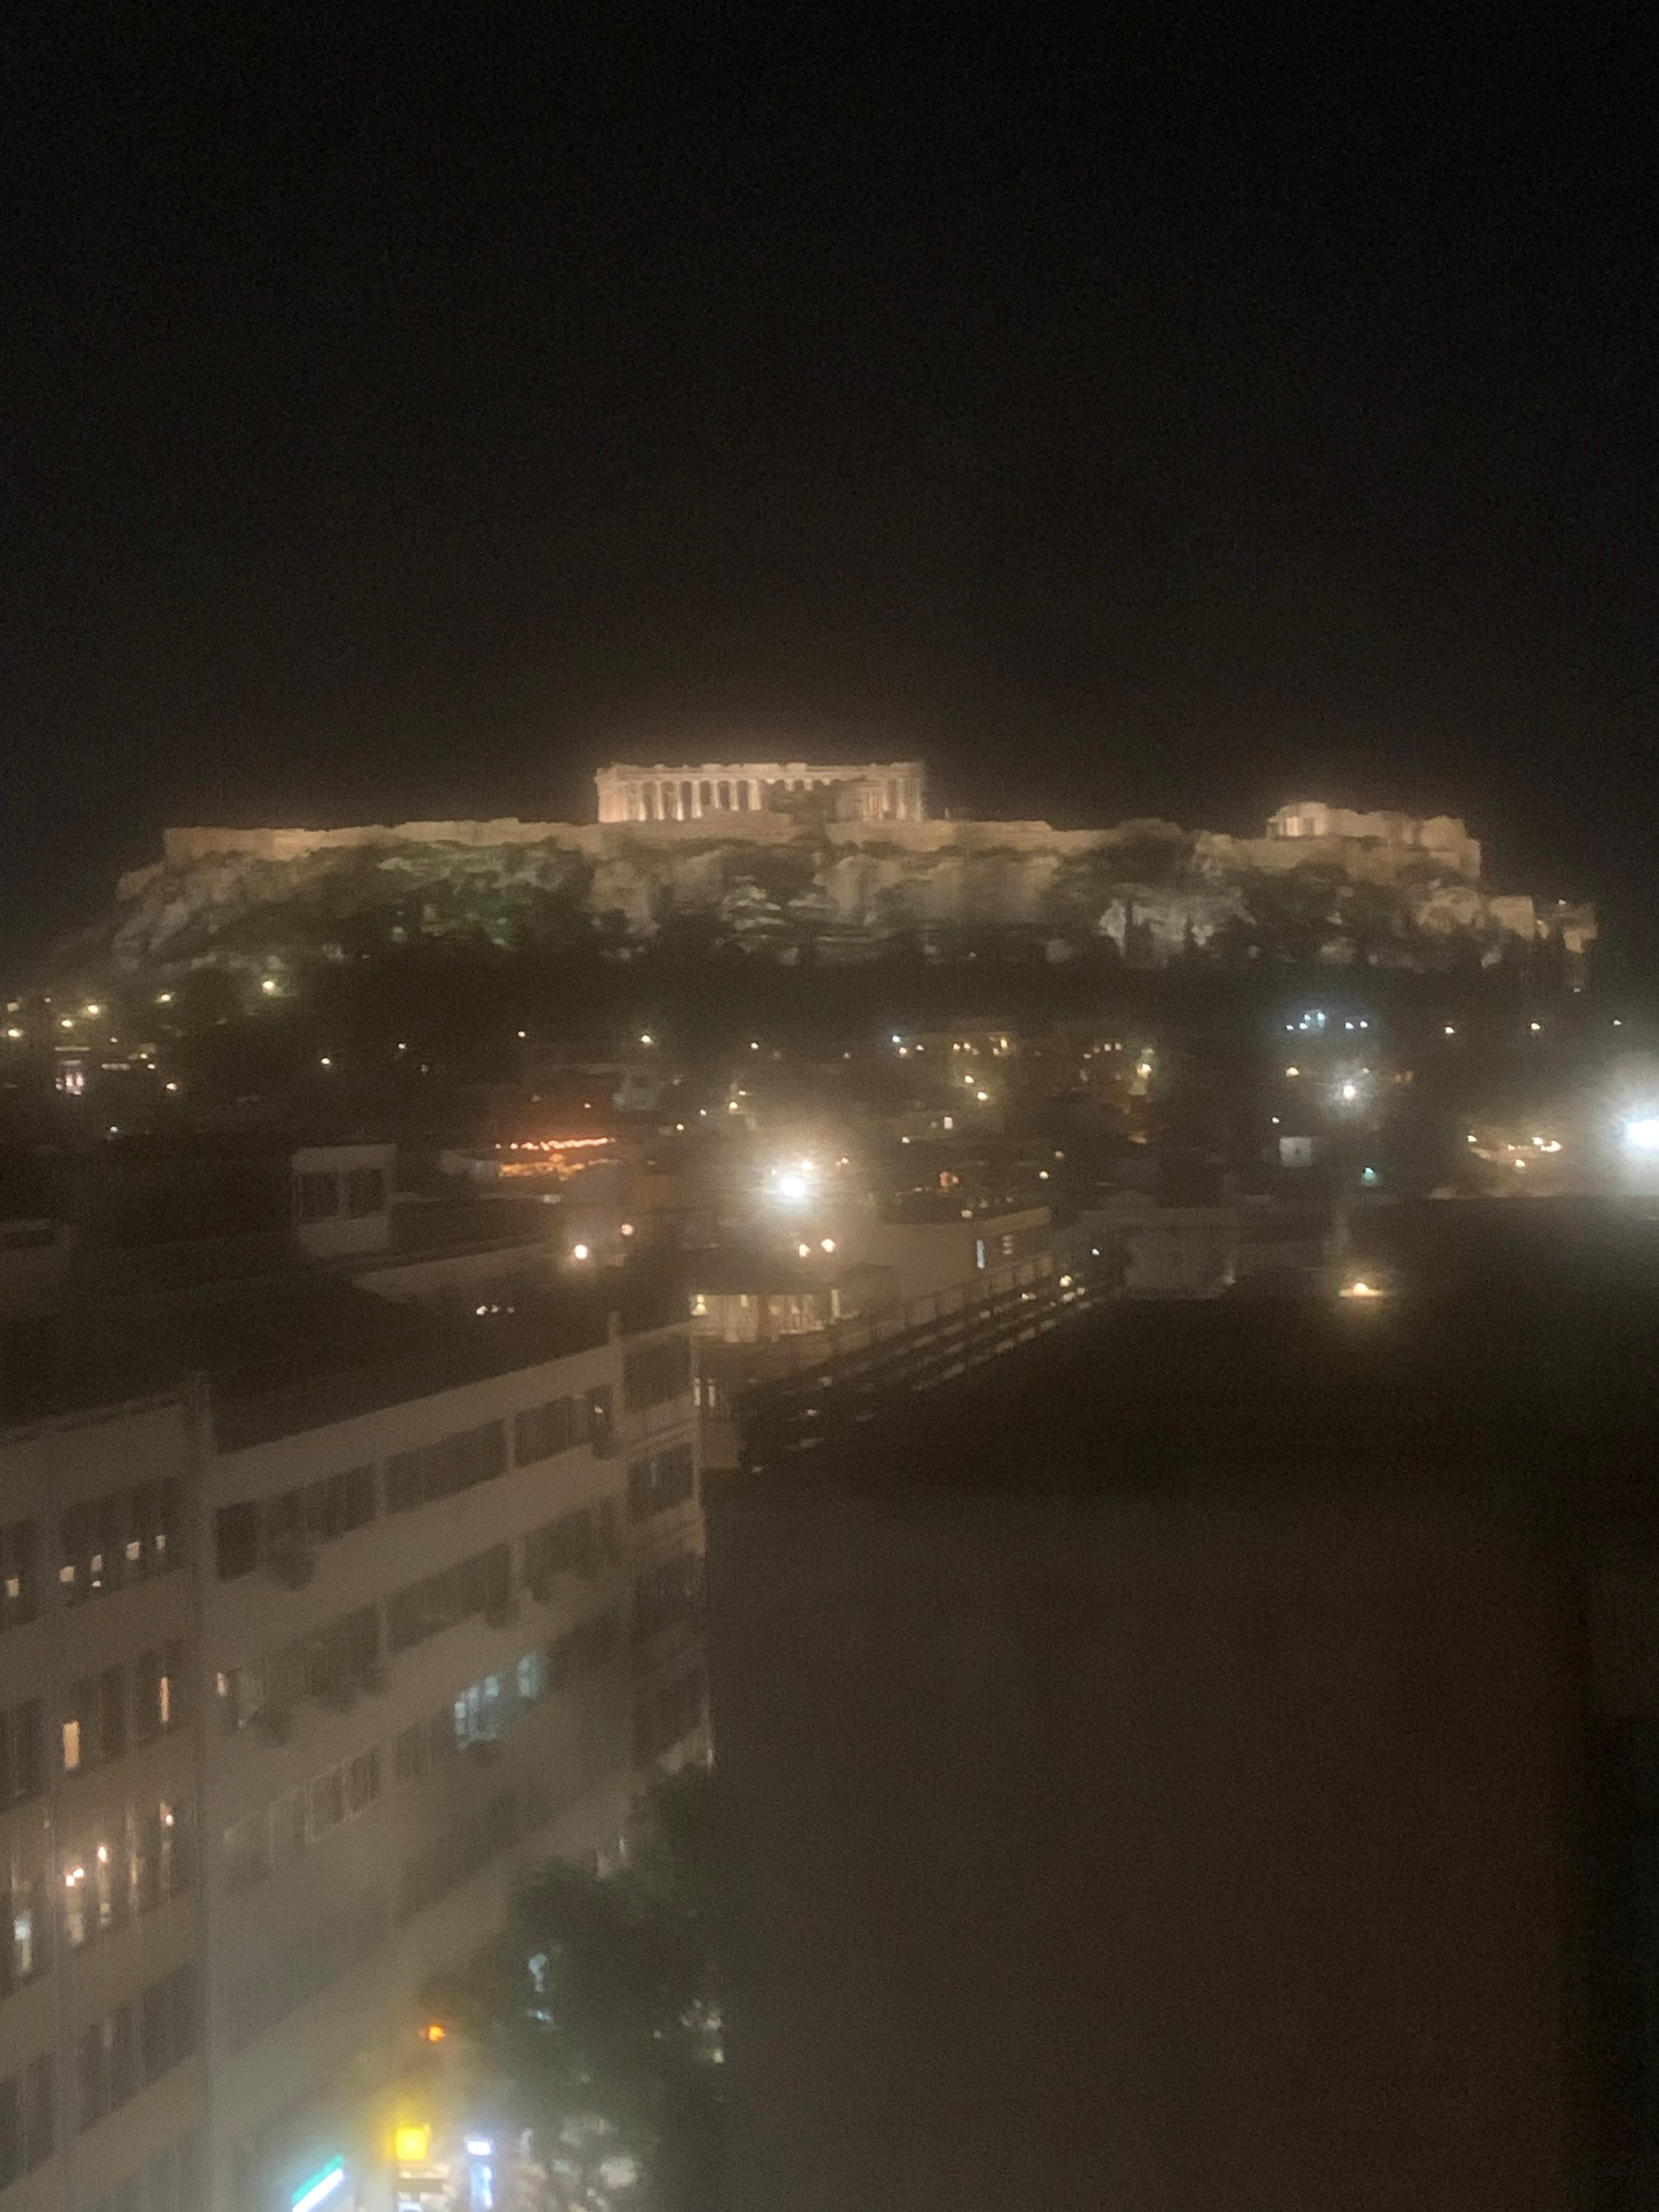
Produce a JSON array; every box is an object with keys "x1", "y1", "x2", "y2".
[{"x1": 594, "y1": 761, "x2": 926, "y2": 824}]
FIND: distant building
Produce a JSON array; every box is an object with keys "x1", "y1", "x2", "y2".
[
  {"x1": 594, "y1": 760, "x2": 927, "y2": 823},
  {"x1": 0, "y1": 1156, "x2": 707, "y2": 2212},
  {"x1": 1267, "y1": 801, "x2": 1482, "y2": 879}
]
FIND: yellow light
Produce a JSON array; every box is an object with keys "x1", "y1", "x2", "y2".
[
  {"x1": 155, "y1": 990, "x2": 174, "y2": 1005},
  {"x1": 572, "y1": 1243, "x2": 590, "y2": 1261},
  {"x1": 975, "y1": 1090, "x2": 989, "y2": 1102},
  {"x1": 83, "y1": 1002, "x2": 101, "y2": 1017},
  {"x1": 797, "y1": 1242, "x2": 811, "y2": 1258},
  {"x1": 640, "y1": 1032, "x2": 653, "y2": 1045},
  {"x1": 1136, "y1": 1062, "x2": 1152, "y2": 1078},
  {"x1": 420, "y1": 2021, "x2": 446, "y2": 2044},
  {"x1": 3, "y1": 1026, "x2": 20, "y2": 1040},
  {"x1": 1285, "y1": 1065, "x2": 1300, "y2": 1077},
  {"x1": 1341, "y1": 1279, "x2": 1383, "y2": 1299},
  {"x1": 394, "y1": 2125, "x2": 432, "y2": 2162},
  {"x1": 260, "y1": 977, "x2": 278, "y2": 995},
  {"x1": 60, "y1": 1017, "x2": 74, "y2": 1030},
  {"x1": 620, "y1": 1222, "x2": 635, "y2": 1236},
  {"x1": 1530, "y1": 1020, "x2": 1542, "y2": 1032}
]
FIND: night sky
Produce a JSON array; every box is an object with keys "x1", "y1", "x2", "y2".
[{"x1": 5, "y1": 16, "x2": 1656, "y2": 967}]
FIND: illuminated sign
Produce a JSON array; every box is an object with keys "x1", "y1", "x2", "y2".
[
  {"x1": 291, "y1": 2159, "x2": 346, "y2": 2212},
  {"x1": 394, "y1": 2125, "x2": 432, "y2": 2162}
]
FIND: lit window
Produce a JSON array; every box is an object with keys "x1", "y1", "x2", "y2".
[{"x1": 61, "y1": 1720, "x2": 81, "y2": 1771}]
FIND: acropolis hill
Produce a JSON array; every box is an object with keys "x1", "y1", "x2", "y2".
[{"x1": 105, "y1": 761, "x2": 1594, "y2": 975}]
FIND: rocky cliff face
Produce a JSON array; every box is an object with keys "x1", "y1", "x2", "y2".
[{"x1": 92, "y1": 817, "x2": 1590, "y2": 981}]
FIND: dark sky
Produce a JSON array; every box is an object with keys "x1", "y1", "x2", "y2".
[{"x1": 5, "y1": 14, "x2": 1656, "y2": 967}]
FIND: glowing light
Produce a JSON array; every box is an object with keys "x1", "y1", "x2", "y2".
[
  {"x1": 319, "y1": 1055, "x2": 332, "y2": 1069},
  {"x1": 1285, "y1": 1065, "x2": 1300, "y2": 1077},
  {"x1": 1614, "y1": 1019, "x2": 1624, "y2": 1028},
  {"x1": 83, "y1": 1002, "x2": 101, "y2": 1017},
  {"x1": 420, "y1": 2021, "x2": 447, "y2": 2043},
  {"x1": 975, "y1": 1090, "x2": 989, "y2": 1102},
  {"x1": 890, "y1": 1033, "x2": 901, "y2": 1045},
  {"x1": 1530, "y1": 1020, "x2": 1542, "y2": 1032},
  {"x1": 466, "y1": 2139, "x2": 494, "y2": 2158},
  {"x1": 1513, "y1": 1158, "x2": 1526, "y2": 1170},
  {"x1": 1135, "y1": 1062, "x2": 1153, "y2": 1078},
  {"x1": 165, "y1": 1080, "x2": 179, "y2": 1093},
  {"x1": 155, "y1": 990, "x2": 174, "y2": 1005},
  {"x1": 620, "y1": 1222, "x2": 635, "y2": 1236},
  {"x1": 393, "y1": 2125, "x2": 431, "y2": 2163},
  {"x1": 640, "y1": 1032, "x2": 654, "y2": 1045},
  {"x1": 1340, "y1": 1279, "x2": 1383, "y2": 1299},
  {"x1": 797, "y1": 1242, "x2": 811, "y2": 1258},
  {"x1": 261, "y1": 977, "x2": 278, "y2": 995},
  {"x1": 571, "y1": 1243, "x2": 591, "y2": 1261},
  {"x1": 774, "y1": 1172, "x2": 809, "y2": 1201},
  {"x1": 1340, "y1": 1081, "x2": 1358, "y2": 1102},
  {"x1": 60, "y1": 1018, "x2": 74, "y2": 1030},
  {"x1": 516, "y1": 1029, "x2": 526, "y2": 1039},
  {"x1": 1624, "y1": 1118, "x2": 1659, "y2": 1153},
  {"x1": 1444, "y1": 1024, "x2": 1456, "y2": 1035},
  {"x1": 820, "y1": 1238, "x2": 836, "y2": 1252},
  {"x1": 96, "y1": 1843, "x2": 110, "y2": 1864},
  {"x1": 3, "y1": 1027, "x2": 19, "y2": 1041},
  {"x1": 292, "y1": 2160, "x2": 346, "y2": 2212}
]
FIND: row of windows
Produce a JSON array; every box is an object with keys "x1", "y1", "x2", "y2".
[
  {"x1": 623, "y1": 1334, "x2": 693, "y2": 1414},
  {"x1": 635, "y1": 1666, "x2": 707, "y2": 1762},
  {"x1": 0, "y1": 2055, "x2": 54, "y2": 2188},
  {"x1": 0, "y1": 1700, "x2": 44, "y2": 1812},
  {"x1": 62, "y1": 1643, "x2": 189, "y2": 1773},
  {"x1": 219, "y1": 1511, "x2": 633, "y2": 1739},
  {"x1": 63, "y1": 1799, "x2": 195, "y2": 1950},
  {"x1": 523, "y1": 1505, "x2": 601, "y2": 1590},
  {"x1": 633, "y1": 1554, "x2": 703, "y2": 1643},
  {"x1": 292, "y1": 1166, "x2": 386, "y2": 1224},
  {"x1": 60, "y1": 1482, "x2": 182, "y2": 1603},
  {"x1": 1, "y1": 1866, "x2": 48, "y2": 2001},
  {"x1": 217, "y1": 1608, "x2": 380, "y2": 1733},
  {"x1": 77, "y1": 1965, "x2": 198, "y2": 2132},
  {"x1": 0, "y1": 1520, "x2": 36, "y2": 1633},
  {"x1": 213, "y1": 1386, "x2": 618, "y2": 1581},
  {"x1": 214, "y1": 1464, "x2": 376, "y2": 1579},
  {"x1": 86, "y1": 2132, "x2": 201, "y2": 2212},
  {"x1": 386, "y1": 1420, "x2": 507, "y2": 1513},
  {"x1": 390, "y1": 1610, "x2": 623, "y2": 1785},
  {"x1": 386, "y1": 1545, "x2": 511, "y2": 1656},
  {"x1": 627, "y1": 1442, "x2": 696, "y2": 1523},
  {"x1": 222, "y1": 1748, "x2": 382, "y2": 1891}
]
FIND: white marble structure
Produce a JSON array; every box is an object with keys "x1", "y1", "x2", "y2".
[
  {"x1": 594, "y1": 760, "x2": 926, "y2": 824},
  {"x1": 1268, "y1": 802, "x2": 1481, "y2": 880}
]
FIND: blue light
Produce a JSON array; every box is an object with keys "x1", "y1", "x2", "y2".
[{"x1": 292, "y1": 2159, "x2": 346, "y2": 2212}]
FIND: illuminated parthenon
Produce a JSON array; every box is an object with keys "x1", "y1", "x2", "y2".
[{"x1": 594, "y1": 760, "x2": 927, "y2": 824}]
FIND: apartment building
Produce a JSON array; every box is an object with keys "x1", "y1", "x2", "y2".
[
  {"x1": 200, "y1": 1308, "x2": 703, "y2": 2212},
  {"x1": 2, "y1": 1234, "x2": 704, "y2": 2212},
  {"x1": 0, "y1": 1395, "x2": 206, "y2": 2212}
]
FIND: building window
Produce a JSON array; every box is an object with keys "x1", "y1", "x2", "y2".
[
  {"x1": 633, "y1": 1555, "x2": 702, "y2": 1643},
  {"x1": 0, "y1": 2054, "x2": 55, "y2": 2185},
  {"x1": 292, "y1": 1172, "x2": 338, "y2": 1224},
  {"x1": 0, "y1": 1521, "x2": 37, "y2": 1632},
  {"x1": 622, "y1": 1335, "x2": 692, "y2": 1413},
  {"x1": 627, "y1": 1442, "x2": 696, "y2": 1522},
  {"x1": 344, "y1": 1166, "x2": 386, "y2": 1217},
  {"x1": 0, "y1": 1702, "x2": 40, "y2": 1819},
  {"x1": 60, "y1": 1482, "x2": 180, "y2": 1603},
  {"x1": 387, "y1": 1421, "x2": 506, "y2": 1513},
  {"x1": 524, "y1": 1509, "x2": 594, "y2": 1591},
  {"x1": 512, "y1": 1395, "x2": 578, "y2": 1466}
]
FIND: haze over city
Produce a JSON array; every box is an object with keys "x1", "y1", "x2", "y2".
[{"x1": 4, "y1": 16, "x2": 1659, "y2": 2212}]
